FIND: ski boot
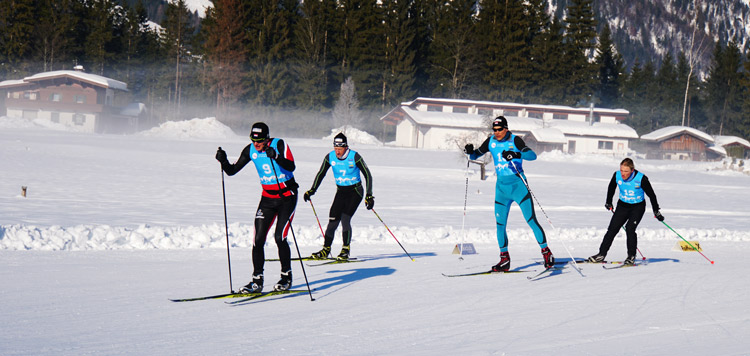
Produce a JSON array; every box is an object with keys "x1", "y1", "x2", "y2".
[
  {"x1": 492, "y1": 251, "x2": 510, "y2": 272},
  {"x1": 240, "y1": 274, "x2": 263, "y2": 293},
  {"x1": 310, "y1": 246, "x2": 331, "y2": 260},
  {"x1": 337, "y1": 246, "x2": 350, "y2": 261},
  {"x1": 541, "y1": 247, "x2": 555, "y2": 268},
  {"x1": 587, "y1": 254, "x2": 606, "y2": 263},
  {"x1": 623, "y1": 255, "x2": 636, "y2": 266},
  {"x1": 273, "y1": 270, "x2": 292, "y2": 291}
]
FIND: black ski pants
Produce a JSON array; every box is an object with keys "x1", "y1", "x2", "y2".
[
  {"x1": 252, "y1": 194, "x2": 297, "y2": 276},
  {"x1": 598, "y1": 200, "x2": 646, "y2": 257},
  {"x1": 323, "y1": 184, "x2": 363, "y2": 248}
]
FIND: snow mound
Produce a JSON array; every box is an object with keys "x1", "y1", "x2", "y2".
[
  {"x1": 324, "y1": 126, "x2": 381, "y2": 146},
  {"x1": 138, "y1": 117, "x2": 237, "y2": 140}
]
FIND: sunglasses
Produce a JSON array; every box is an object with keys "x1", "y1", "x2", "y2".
[{"x1": 493, "y1": 128, "x2": 506, "y2": 132}]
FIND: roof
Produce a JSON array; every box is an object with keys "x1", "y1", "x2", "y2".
[
  {"x1": 0, "y1": 70, "x2": 127, "y2": 91},
  {"x1": 641, "y1": 126, "x2": 714, "y2": 144},
  {"x1": 528, "y1": 127, "x2": 567, "y2": 144},
  {"x1": 714, "y1": 135, "x2": 750, "y2": 149},
  {"x1": 395, "y1": 107, "x2": 638, "y2": 139},
  {"x1": 403, "y1": 97, "x2": 630, "y2": 116}
]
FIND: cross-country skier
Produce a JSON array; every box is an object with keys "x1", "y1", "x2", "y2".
[
  {"x1": 464, "y1": 116, "x2": 555, "y2": 271},
  {"x1": 215, "y1": 122, "x2": 298, "y2": 293},
  {"x1": 304, "y1": 132, "x2": 374, "y2": 261},
  {"x1": 587, "y1": 158, "x2": 663, "y2": 265}
]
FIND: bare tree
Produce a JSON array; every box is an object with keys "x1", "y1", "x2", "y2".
[
  {"x1": 682, "y1": 0, "x2": 708, "y2": 127},
  {"x1": 332, "y1": 76, "x2": 362, "y2": 133}
]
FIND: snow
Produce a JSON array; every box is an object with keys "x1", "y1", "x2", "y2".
[
  {"x1": 183, "y1": 0, "x2": 212, "y2": 17},
  {"x1": 641, "y1": 126, "x2": 715, "y2": 144},
  {"x1": 1, "y1": 116, "x2": 749, "y2": 355},
  {"x1": 22, "y1": 70, "x2": 128, "y2": 91}
]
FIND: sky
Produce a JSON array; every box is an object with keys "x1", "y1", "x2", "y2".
[{"x1": 1, "y1": 116, "x2": 749, "y2": 355}]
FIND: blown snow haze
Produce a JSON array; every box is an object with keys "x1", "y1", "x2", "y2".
[{"x1": 1, "y1": 117, "x2": 749, "y2": 355}]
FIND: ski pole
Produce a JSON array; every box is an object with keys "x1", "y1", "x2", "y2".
[
  {"x1": 308, "y1": 198, "x2": 327, "y2": 238},
  {"x1": 459, "y1": 159, "x2": 470, "y2": 259},
  {"x1": 609, "y1": 208, "x2": 647, "y2": 260},
  {"x1": 661, "y1": 220, "x2": 714, "y2": 264},
  {"x1": 509, "y1": 160, "x2": 584, "y2": 276},
  {"x1": 219, "y1": 156, "x2": 234, "y2": 293},
  {"x1": 270, "y1": 159, "x2": 315, "y2": 301},
  {"x1": 371, "y1": 208, "x2": 415, "y2": 261}
]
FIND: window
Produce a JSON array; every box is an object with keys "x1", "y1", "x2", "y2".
[
  {"x1": 553, "y1": 113, "x2": 567, "y2": 120},
  {"x1": 477, "y1": 108, "x2": 493, "y2": 116},
  {"x1": 598, "y1": 141, "x2": 613, "y2": 150},
  {"x1": 73, "y1": 114, "x2": 86, "y2": 126},
  {"x1": 528, "y1": 112, "x2": 543, "y2": 119},
  {"x1": 49, "y1": 93, "x2": 62, "y2": 102},
  {"x1": 427, "y1": 105, "x2": 442, "y2": 112},
  {"x1": 452, "y1": 106, "x2": 468, "y2": 113},
  {"x1": 23, "y1": 92, "x2": 38, "y2": 100},
  {"x1": 51, "y1": 112, "x2": 60, "y2": 123},
  {"x1": 503, "y1": 110, "x2": 518, "y2": 117},
  {"x1": 74, "y1": 95, "x2": 86, "y2": 104}
]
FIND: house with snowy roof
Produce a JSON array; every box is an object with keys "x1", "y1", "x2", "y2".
[
  {"x1": 713, "y1": 135, "x2": 750, "y2": 159},
  {"x1": 380, "y1": 97, "x2": 637, "y2": 155},
  {"x1": 640, "y1": 126, "x2": 717, "y2": 161},
  {"x1": 0, "y1": 67, "x2": 142, "y2": 133}
]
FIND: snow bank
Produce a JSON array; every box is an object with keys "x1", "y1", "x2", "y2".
[
  {"x1": 138, "y1": 117, "x2": 238, "y2": 140},
  {"x1": 324, "y1": 126, "x2": 382, "y2": 146},
  {"x1": 1, "y1": 223, "x2": 747, "y2": 251}
]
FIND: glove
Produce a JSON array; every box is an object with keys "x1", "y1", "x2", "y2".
[
  {"x1": 605, "y1": 203, "x2": 613, "y2": 211},
  {"x1": 365, "y1": 195, "x2": 374, "y2": 210},
  {"x1": 265, "y1": 146, "x2": 277, "y2": 159},
  {"x1": 501, "y1": 150, "x2": 521, "y2": 161},
  {"x1": 464, "y1": 144, "x2": 474, "y2": 154},
  {"x1": 654, "y1": 210, "x2": 664, "y2": 221},
  {"x1": 215, "y1": 147, "x2": 227, "y2": 162},
  {"x1": 303, "y1": 190, "x2": 314, "y2": 202}
]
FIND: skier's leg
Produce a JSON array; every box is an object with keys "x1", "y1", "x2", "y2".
[
  {"x1": 625, "y1": 202, "x2": 646, "y2": 257},
  {"x1": 598, "y1": 204, "x2": 630, "y2": 256},
  {"x1": 273, "y1": 195, "x2": 297, "y2": 273}
]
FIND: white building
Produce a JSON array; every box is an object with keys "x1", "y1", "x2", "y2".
[{"x1": 380, "y1": 97, "x2": 637, "y2": 155}]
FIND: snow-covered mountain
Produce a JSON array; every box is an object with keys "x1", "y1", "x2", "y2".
[{"x1": 550, "y1": 0, "x2": 750, "y2": 75}]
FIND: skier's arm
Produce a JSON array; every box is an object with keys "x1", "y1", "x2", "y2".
[
  {"x1": 272, "y1": 139, "x2": 295, "y2": 172},
  {"x1": 469, "y1": 136, "x2": 492, "y2": 160},
  {"x1": 220, "y1": 144, "x2": 252, "y2": 176},
  {"x1": 641, "y1": 175, "x2": 660, "y2": 212},
  {"x1": 513, "y1": 136, "x2": 537, "y2": 161},
  {"x1": 606, "y1": 172, "x2": 617, "y2": 206},
  {"x1": 355, "y1": 153, "x2": 373, "y2": 197},
  {"x1": 308, "y1": 155, "x2": 331, "y2": 193}
]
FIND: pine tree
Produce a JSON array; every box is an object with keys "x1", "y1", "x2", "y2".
[
  {"x1": 652, "y1": 52, "x2": 682, "y2": 127},
  {"x1": 594, "y1": 25, "x2": 624, "y2": 109},
  {"x1": 0, "y1": 0, "x2": 36, "y2": 77},
  {"x1": 704, "y1": 41, "x2": 744, "y2": 136},
  {"x1": 32, "y1": 0, "x2": 77, "y2": 72},
  {"x1": 162, "y1": 0, "x2": 195, "y2": 118},
  {"x1": 292, "y1": 0, "x2": 337, "y2": 109},
  {"x1": 202, "y1": 0, "x2": 249, "y2": 120},
  {"x1": 562, "y1": 0, "x2": 598, "y2": 105},
  {"x1": 622, "y1": 59, "x2": 657, "y2": 135},
  {"x1": 381, "y1": 0, "x2": 417, "y2": 110},
  {"x1": 84, "y1": 0, "x2": 119, "y2": 75}
]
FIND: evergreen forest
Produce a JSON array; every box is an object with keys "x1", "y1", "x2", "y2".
[{"x1": 1, "y1": 0, "x2": 749, "y2": 141}]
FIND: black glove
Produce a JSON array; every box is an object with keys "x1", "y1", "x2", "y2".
[
  {"x1": 265, "y1": 146, "x2": 277, "y2": 159},
  {"x1": 303, "y1": 190, "x2": 314, "y2": 202},
  {"x1": 654, "y1": 210, "x2": 664, "y2": 221},
  {"x1": 464, "y1": 144, "x2": 474, "y2": 154},
  {"x1": 365, "y1": 195, "x2": 374, "y2": 210},
  {"x1": 215, "y1": 147, "x2": 227, "y2": 162},
  {"x1": 605, "y1": 203, "x2": 613, "y2": 211},
  {"x1": 501, "y1": 150, "x2": 521, "y2": 161}
]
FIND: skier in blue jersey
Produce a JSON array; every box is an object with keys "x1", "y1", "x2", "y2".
[
  {"x1": 215, "y1": 122, "x2": 299, "y2": 293},
  {"x1": 304, "y1": 133, "x2": 374, "y2": 261},
  {"x1": 587, "y1": 158, "x2": 663, "y2": 265},
  {"x1": 464, "y1": 116, "x2": 554, "y2": 271}
]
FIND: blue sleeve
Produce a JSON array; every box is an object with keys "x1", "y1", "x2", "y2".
[{"x1": 469, "y1": 136, "x2": 491, "y2": 160}]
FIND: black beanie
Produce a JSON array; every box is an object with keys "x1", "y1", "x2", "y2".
[
  {"x1": 250, "y1": 122, "x2": 269, "y2": 142},
  {"x1": 492, "y1": 116, "x2": 508, "y2": 129},
  {"x1": 333, "y1": 132, "x2": 348, "y2": 147}
]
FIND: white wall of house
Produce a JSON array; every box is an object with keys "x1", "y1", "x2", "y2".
[
  {"x1": 564, "y1": 136, "x2": 630, "y2": 155},
  {"x1": 6, "y1": 108, "x2": 97, "y2": 132}
]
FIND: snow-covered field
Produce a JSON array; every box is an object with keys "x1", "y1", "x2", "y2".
[{"x1": 1, "y1": 117, "x2": 749, "y2": 355}]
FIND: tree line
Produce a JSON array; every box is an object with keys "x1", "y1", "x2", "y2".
[{"x1": 1, "y1": 0, "x2": 749, "y2": 140}]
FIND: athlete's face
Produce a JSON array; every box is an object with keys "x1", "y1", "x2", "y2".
[
  {"x1": 493, "y1": 127, "x2": 507, "y2": 140},
  {"x1": 253, "y1": 139, "x2": 268, "y2": 152},
  {"x1": 620, "y1": 165, "x2": 633, "y2": 180},
  {"x1": 334, "y1": 146, "x2": 347, "y2": 158}
]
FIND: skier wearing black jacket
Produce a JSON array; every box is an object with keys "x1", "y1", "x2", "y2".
[
  {"x1": 215, "y1": 122, "x2": 298, "y2": 293},
  {"x1": 588, "y1": 158, "x2": 663, "y2": 265},
  {"x1": 304, "y1": 133, "x2": 374, "y2": 261}
]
